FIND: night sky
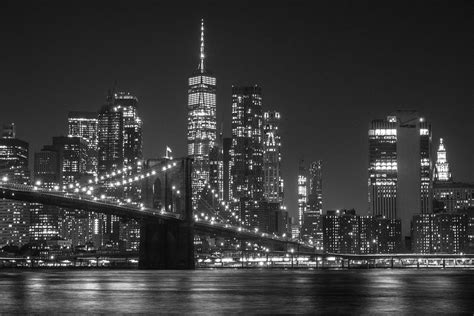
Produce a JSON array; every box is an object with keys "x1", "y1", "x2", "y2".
[{"x1": 1, "y1": 1, "x2": 473, "y2": 218}]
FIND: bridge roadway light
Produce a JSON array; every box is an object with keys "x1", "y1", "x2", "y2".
[
  {"x1": 35, "y1": 180, "x2": 42, "y2": 186},
  {"x1": 1, "y1": 176, "x2": 8, "y2": 182}
]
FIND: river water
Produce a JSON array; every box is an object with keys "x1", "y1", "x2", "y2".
[{"x1": 0, "y1": 269, "x2": 473, "y2": 314}]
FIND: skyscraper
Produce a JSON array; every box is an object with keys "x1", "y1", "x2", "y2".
[
  {"x1": 302, "y1": 160, "x2": 323, "y2": 248},
  {"x1": 187, "y1": 19, "x2": 217, "y2": 200},
  {"x1": 97, "y1": 90, "x2": 142, "y2": 249},
  {"x1": 431, "y1": 135, "x2": 473, "y2": 213},
  {"x1": 98, "y1": 91, "x2": 142, "y2": 192},
  {"x1": 263, "y1": 111, "x2": 283, "y2": 203},
  {"x1": 231, "y1": 85, "x2": 264, "y2": 202},
  {"x1": 68, "y1": 111, "x2": 99, "y2": 176},
  {"x1": 0, "y1": 123, "x2": 30, "y2": 246},
  {"x1": 307, "y1": 160, "x2": 323, "y2": 215},
  {"x1": 114, "y1": 91, "x2": 143, "y2": 202},
  {"x1": 434, "y1": 138, "x2": 452, "y2": 182},
  {"x1": 368, "y1": 111, "x2": 433, "y2": 242},
  {"x1": 297, "y1": 160, "x2": 307, "y2": 236},
  {"x1": 98, "y1": 92, "x2": 124, "y2": 178},
  {"x1": 231, "y1": 85, "x2": 264, "y2": 224},
  {"x1": 115, "y1": 92, "x2": 143, "y2": 168}
]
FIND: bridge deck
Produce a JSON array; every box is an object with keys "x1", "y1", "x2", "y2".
[{"x1": 0, "y1": 184, "x2": 305, "y2": 247}]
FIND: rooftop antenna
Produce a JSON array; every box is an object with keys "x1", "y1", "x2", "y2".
[{"x1": 198, "y1": 18, "x2": 205, "y2": 72}]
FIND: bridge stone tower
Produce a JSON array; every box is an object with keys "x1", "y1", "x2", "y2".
[{"x1": 139, "y1": 157, "x2": 194, "y2": 269}]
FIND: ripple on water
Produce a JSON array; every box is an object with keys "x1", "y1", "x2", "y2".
[{"x1": 0, "y1": 269, "x2": 473, "y2": 314}]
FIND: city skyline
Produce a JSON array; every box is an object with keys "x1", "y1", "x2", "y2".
[{"x1": 0, "y1": 1, "x2": 473, "y2": 217}]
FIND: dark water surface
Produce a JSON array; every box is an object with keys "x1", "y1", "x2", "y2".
[{"x1": 0, "y1": 269, "x2": 473, "y2": 314}]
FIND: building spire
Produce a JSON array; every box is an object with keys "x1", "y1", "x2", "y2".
[
  {"x1": 199, "y1": 18, "x2": 205, "y2": 72},
  {"x1": 435, "y1": 137, "x2": 452, "y2": 182}
]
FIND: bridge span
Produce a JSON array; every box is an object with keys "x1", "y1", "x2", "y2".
[{"x1": 0, "y1": 158, "x2": 311, "y2": 269}]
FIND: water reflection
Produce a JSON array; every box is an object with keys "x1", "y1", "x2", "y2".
[{"x1": 0, "y1": 269, "x2": 473, "y2": 314}]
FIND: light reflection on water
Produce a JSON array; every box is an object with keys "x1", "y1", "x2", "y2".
[{"x1": 0, "y1": 269, "x2": 473, "y2": 314}]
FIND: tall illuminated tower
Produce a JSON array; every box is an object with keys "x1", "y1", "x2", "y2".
[
  {"x1": 297, "y1": 160, "x2": 307, "y2": 235},
  {"x1": 368, "y1": 111, "x2": 433, "y2": 243},
  {"x1": 98, "y1": 90, "x2": 142, "y2": 248},
  {"x1": 302, "y1": 160, "x2": 323, "y2": 248},
  {"x1": 231, "y1": 85, "x2": 264, "y2": 225},
  {"x1": 263, "y1": 111, "x2": 283, "y2": 203},
  {"x1": 231, "y1": 86, "x2": 264, "y2": 202},
  {"x1": 434, "y1": 138, "x2": 451, "y2": 182},
  {"x1": 98, "y1": 91, "x2": 124, "y2": 177},
  {"x1": 187, "y1": 19, "x2": 217, "y2": 199}
]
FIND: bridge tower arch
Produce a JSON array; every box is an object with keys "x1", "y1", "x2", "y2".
[{"x1": 139, "y1": 157, "x2": 194, "y2": 269}]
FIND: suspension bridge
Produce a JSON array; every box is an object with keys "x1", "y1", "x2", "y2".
[{"x1": 0, "y1": 157, "x2": 311, "y2": 269}]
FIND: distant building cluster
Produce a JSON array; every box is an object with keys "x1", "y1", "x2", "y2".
[
  {"x1": 0, "y1": 89, "x2": 144, "y2": 254},
  {"x1": 365, "y1": 111, "x2": 473, "y2": 253},
  {"x1": 187, "y1": 21, "x2": 289, "y2": 239}
]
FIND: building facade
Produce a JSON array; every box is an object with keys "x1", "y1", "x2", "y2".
[
  {"x1": 323, "y1": 210, "x2": 401, "y2": 254},
  {"x1": 412, "y1": 213, "x2": 468, "y2": 253},
  {"x1": 68, "y1": 111, "x2": 98, "y2": 176}
]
